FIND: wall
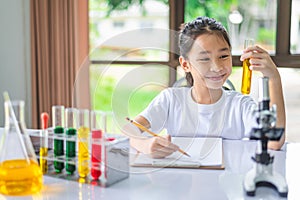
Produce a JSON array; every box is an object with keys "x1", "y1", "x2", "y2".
[{"x1": 0, "y1": 0, "x2": 31, "y2": 127}]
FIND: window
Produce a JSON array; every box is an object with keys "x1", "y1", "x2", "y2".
[
  {"x1": 89, "y1": 0, "x2": 300, "y2": 141},
  {"x1": 89, "y1": 0, "x2": 170, "y2": 62},
  {"x1": 185, "y1": 0, "x2": 277, "y2": 55},
  {"x1": 291, "y1": 0, "x2": 300, "y2": 54},
  {"x1": 89, "y1": 0, "x2": 178, "y2": 120}
]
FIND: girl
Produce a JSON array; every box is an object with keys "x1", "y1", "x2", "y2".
[{"x1": 126, "y1": 16, "x2": 285, "y2": 158}]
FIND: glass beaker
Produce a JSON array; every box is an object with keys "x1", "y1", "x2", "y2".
[
  {"x1": 241, "y1": 38, "x2": 255, "y2": 94},
  {"x1": 0, "y1": 100, "x2": 43, "y2": 195}
]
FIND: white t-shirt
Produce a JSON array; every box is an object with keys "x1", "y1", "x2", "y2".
[{"x1": 139, "y1": 87, "x2": 257, "y2": 139}]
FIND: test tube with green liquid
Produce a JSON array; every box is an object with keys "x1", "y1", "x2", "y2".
[
  {"x1": 52, "y1": 105, "x2": 65, "y2": 173},
  {"x1": 65, "y1": 108, "x2": 78, "y2": 175},
  {"x1": 78, "y1": 109, "x2": 90, "y2": 178}
]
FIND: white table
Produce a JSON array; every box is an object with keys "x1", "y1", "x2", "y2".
[{"x1": 1, "y1": 128, "x2": 300, "y2": 200}]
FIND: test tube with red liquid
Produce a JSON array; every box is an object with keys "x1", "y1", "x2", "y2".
[{"x1": 90, "y1": 111, "x2": 106, "y2": 180}]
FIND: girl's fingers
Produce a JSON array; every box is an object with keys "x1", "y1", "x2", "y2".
[
  {"x1": 149, "y1": 144, "x2": 174, "y2": 158},
  {"x1": 151, "y1": 150, "x2": 170, "y2": 159},
  {"x1": 155, "y1": 144, "x2": 176, "y2": 154},
  {"x1": 240, "y1": 45, "x2": 268, "y2": 61},
  {"x1": 244, "y1": 45, "x2": 267, "y2": 53},
  {"x1": 155, "y1": 137, "x2": 179, "y2": 151},
  {"x1": 147, "y1": 136, "x2": 179, "y2": 158}
]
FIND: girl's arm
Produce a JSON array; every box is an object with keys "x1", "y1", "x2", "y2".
[{"x1": 241, "y1": 46, "x2": 286, "y2": 150}]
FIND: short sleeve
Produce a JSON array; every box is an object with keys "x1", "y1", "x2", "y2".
[{"x1": 139, "y1": 89, "x2": 170, "y2": 133}]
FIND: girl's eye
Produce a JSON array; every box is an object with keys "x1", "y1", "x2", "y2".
[
  {"x1": 220, "y1": 55, "x2": 229, "y2": 59},
  {"x1": 197, "y1": 58, "x2": 210, "y2": 62}
]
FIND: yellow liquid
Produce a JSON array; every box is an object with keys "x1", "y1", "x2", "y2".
[
  {"x1": 0, "y1": 159, "x2": 43, "y2": 196},
  {"x1": 78, "y1": 127, "x2": 90, "y2": 178},
  {"x1": 241, "y1": 58, "x2": 252, "y2": 94},
  {"x1": 39, "y1": 147, "x2": 48, "y2": 174}
]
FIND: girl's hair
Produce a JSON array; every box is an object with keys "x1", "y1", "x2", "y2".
[{"x1": 179, "y1": 16, "x2": 231, "y2": 86}]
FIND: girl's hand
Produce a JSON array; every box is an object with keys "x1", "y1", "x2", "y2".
[
  {"x1": 240, "y1": 45, "x2": 279, "y2": 79},
  {"x1": 142, "y1": 134, "x2": 179, "y2": 158},
  {"x1": 241, "y1": 45, "x2": 286, "y2": 150}
]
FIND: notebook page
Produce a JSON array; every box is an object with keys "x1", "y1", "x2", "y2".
[{"x1": 132, "y1": 137, "x2": 222, "y2": 167}]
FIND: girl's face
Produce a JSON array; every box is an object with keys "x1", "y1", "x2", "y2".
[{"x1": 180, "y1": 34, "x2": 232, "y2": 89}]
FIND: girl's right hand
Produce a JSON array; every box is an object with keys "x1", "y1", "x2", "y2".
[{"x1": 136, "y1": 135, "x2": 179, "y2": 159}]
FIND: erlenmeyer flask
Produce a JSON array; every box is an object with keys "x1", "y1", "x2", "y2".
[{"x1": 0, "y1": 100, "x2": 43, "y2": 196}]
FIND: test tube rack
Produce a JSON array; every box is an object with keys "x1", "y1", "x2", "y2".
[{"x1": 28, "y1": 129, "x2": 130, "y2": 187}]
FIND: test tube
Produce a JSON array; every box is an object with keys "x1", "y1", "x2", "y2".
[
  {"x1": 65, "y1": 108, "x2": 78, "y2": 175},
  {"x1": 90, "y1": 110, "x2": 106, "y2": 180},
  {"x1": 39, "y1": 112, "x2": 49, "y2": 174},
  {"x1": 241, "y1": 38, "x2": 254, "y2": 95},
  {"x1": 78, "y1": 109, "x2": 90, "y2": 178},
  {"x1": 52, "y1": 105, "x2": 65, "y2": 173}
]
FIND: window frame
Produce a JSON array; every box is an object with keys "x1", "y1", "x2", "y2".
[{"x1": 90, "y1": 0, "x2": 300, "y2": 87}]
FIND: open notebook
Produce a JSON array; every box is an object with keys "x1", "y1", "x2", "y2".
[{"x1": 131, "y1": 137, "x2": 224, "y2": 169}]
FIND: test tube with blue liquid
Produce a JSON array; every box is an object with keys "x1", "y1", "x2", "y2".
[{"x1": 52, "y1": 105, "x2": 65, "y2": 173}]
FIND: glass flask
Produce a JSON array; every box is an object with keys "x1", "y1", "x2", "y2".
[{"x1": 0, "y1": 100, "x2": 43, "y2": 196}]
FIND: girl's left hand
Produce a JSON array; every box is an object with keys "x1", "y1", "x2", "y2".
[{"x1": 240, "y1": 45, "x2": 279, "y2": 79}]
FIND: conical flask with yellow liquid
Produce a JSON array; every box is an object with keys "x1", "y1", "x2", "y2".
[{"x1": 0, "y1": 93, "x2": 43, "y2": 196}]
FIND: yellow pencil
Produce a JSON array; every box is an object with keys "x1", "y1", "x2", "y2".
[{"x1": 126, "y1": 117, "x2": 190, "y2": 157}]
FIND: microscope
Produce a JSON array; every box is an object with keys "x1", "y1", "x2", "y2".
[{"x1": 243, "y1": 77, "x2": 288, "y2": 197}]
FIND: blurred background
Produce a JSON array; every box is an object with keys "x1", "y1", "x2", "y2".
[{"x1": 1, "y1": 0, "x2": 299, "y2": 142}]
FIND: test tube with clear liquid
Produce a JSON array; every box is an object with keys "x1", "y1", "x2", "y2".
[{"x1": 241, "y1": 39, "x2": 255, "y2": 95}]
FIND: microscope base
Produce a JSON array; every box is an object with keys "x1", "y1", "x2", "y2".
[{"x1": 243, "y1": 163, "x2": 288, "y2": 197}]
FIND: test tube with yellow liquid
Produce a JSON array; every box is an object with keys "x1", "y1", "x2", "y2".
[
  {"x1": 241, "y1": 39, "x2": 254, "y2": 94},
  {"x1": 40, "y1": 112, "x2": 49, "y2": 174},
  {"x1": 78, "y1": 109, "x2": 90, "y2": 178},
  {"x1": 0, "y1": 96, "x2": 43, "y2": 196}
]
